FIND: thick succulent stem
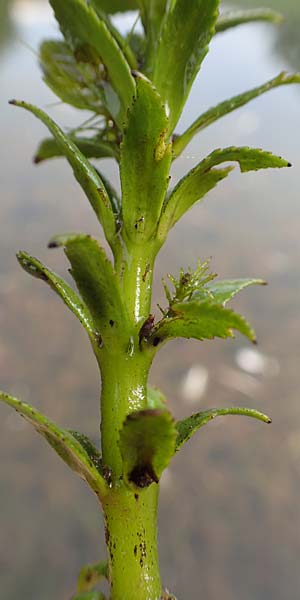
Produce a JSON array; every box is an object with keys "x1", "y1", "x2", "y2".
[
  {"x1": 103, "y1": 484, "x2": 161, "y2": 600},
  {"x1": 99, "y1": 238, "x2": 162, "y2": 599}
]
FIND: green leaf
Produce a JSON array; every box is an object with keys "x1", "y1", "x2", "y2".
[
  {"x1": 77, "y1": 560, "x2": 108, "y2": 593},
  {"x1": 139, "y1": 0, "x2": 168, "y2": 73},
  {"x1": 175, "y1": 407, "x2": 272, "y2": 451},
  {"x1": 0, "y1": 392, "x2": 107, "y2": 497},
  {"x1": 119, "y1": 409, "x2": 176, "y2": 488},
  {"x1": 205, "y1": 278, "x2": 266, "y2": 305},
  {"x1": 48, "y1": 233, "x2": 129, "y2": 341},
  {"x1": 158, "y1": 146, "x2": 291, "y2": 238},
  {"x1": 216, "y1": 8, "x2": 283, "y2": 34},
  {"x1": 39, "y1": 40, "x2": 106, "y2": 113},
  {"x1": 89, "y1": 0, "x2": 138, "y2": 13},
  {"x1": 90, "y1": 1, "x2": 137, "y2": 70},
  {"x1": 147, "y1": 386, "x2": 167, "y2": 410},
  {"x1": 49, "y1": 0, "x2": 135, "y2": 127},
  {"x1": 152, "y1": 0, "x2": 219, "y2": 133},
  {"x1": 173, "y1": 72, "x2": 300, "y2": 157},
  {"x1": 120, "y1": 73, "x2": 172, "y2": 241},
  {"x1": 34, "y1": 135, "x2": 118, "y2": 164},
  {"x1": 158, "y1": 166, "x2": 233, "y2": 238},
  {"x1": 9, "y1": 101, "x2": 116, "y2": 245},
  {"x1": 16, "y1": 251, "x2": 102, "y2": 348},
  {"x1": 149, "y1": 300, "x2": 256, "y2": 346}
]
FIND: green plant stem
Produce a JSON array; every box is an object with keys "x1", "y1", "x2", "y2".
[
  {"x1": 103, "y1": 485, "x2": 161, "y2": 600},
  {"x1": 99, "y1": 240, "x2": 162, "y2": 599}
]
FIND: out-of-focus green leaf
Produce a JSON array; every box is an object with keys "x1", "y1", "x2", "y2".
[
  {"x1": 152, "y1": 0, "x2": 219, "y2": 133},
  {"x1": 77, "y1": 560, "x2": 108, "y2": 593},
  {"x1": 72, "y1": 593, "x2": 107, "y2": 600},
  {"x1": 158, "y1": 146, "x2": 291, "y2": 238},
  {"x1": 34, "y1": 135, "x2": 118, "y2": 164},
  {"x1": 139, "y1": 0, "x2": 168, "y2": 73},
  {"x1": 147, "y1": 386, "x2": 167, "y2": 410},
  {"x1": 0, "y1": 392, "x2": 107, "y2": 497},
  {"x1": 173, "y1": 72, "x2": 300, "y2": 157},
  {"x1": 120, "y1": 74, "x2": 172, "y2": 241},
  {"x1": 205, "y1": 278, "x2": 266, "y2": 305},
  {"x1": 90, "y1": 1, "x2": 137, "y2": 70},
  {"x1": 16, "y1": 251, "x2": 101, "y2": 347},
  {"x1": 176, "y1": 407, "x2": 272, "y2": 450},
  {"x1": 9, "y1": 100, "x2": 116, "y2": 245},
  {"x1": 148, "y1": 300, "x2": 256, "y2": 347},
  {"x1": 39, "y1": 40, "x2": 106, "y2": 113},
  {"x1": 90, "y1": 0, "x2": 138, "y2": 13},
  {"x1": 216, "y1": 8, "x2": 283, "y2": 34},
  {"x1": 119, "y1": 409, "x2": 176, "y2": 488},
  {"x1": 49, "y1": 0, "x2": 135, "y2": 127},
  {"x1": 48, "y1": 233, "x2": 129, "y2": 342}
]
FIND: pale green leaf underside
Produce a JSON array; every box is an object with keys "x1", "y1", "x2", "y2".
[
  {"x1": 49, "y1": 233, "x2": 128, "y2": 340},
  {"x1": 9, "y1": 100, "x2": 116, "y2": 244},
  {"x1": 173, "y1": 72, "x2": 300, "y2": 157},
  {"x1": 0, "y1": 393, "x2": 107, "y2": 497},
  {"x1": 152, "y1": 0, "x2": 219, "y2": 133},
  {"x1": 150, "y1": 300, "x2": 256, "y2": 345},
  {"x1": 119, "y1": 409, "x2": 177, "y2": 488},
  {"x1": 159, "y1": 146, "x2": 290, "y2": 236},
  {"x1": 39, "y1": 40, "x2": 106, "y2": 113},
  {"x1": 34, "y1": 135, "x2": 118, "y2": 164},
  {"x1": 49, "y1": 0, "x2": 135, "y2": 127},
  {"x1": 176, "y1": 407, "x2": 272, "y2": 451},
  {"x1": 120, "y1": 74, "x2": 172, "y2": 240},
  {"x1": 205, "y1": 278, "x2": 266, "y2": 305},
  {"x1": 147, "y1": 386, "x2": 167, "y2": 410},
  {"x1": 216, "y1": 8, "x2": 283, "y2": 34},
  {"x1": 77, "y1": 560, "x2": 108, "y2": 593},
  {"x1": 16, "y1": 251, "x2": 99, "y2": 346}
]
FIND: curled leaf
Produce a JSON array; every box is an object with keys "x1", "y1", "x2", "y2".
[
  {"x1": 0, "y1": 392, "x2": 107, "y2": 498},
  {"x1": 173, "y1": 72, "x2": 300, "y2": 158},
  {"x1": 176, "y1": 407, "x2": 272, "y2": 451},
  {"x1": 216, "y1": 8, "x2": 283, "y2": 34},
  {"x1": 9, "y1": 100, "x2": 116, "y2": 245},
  {"x1": 17, "y1": 251, "x2": 99, "y2": 347}
]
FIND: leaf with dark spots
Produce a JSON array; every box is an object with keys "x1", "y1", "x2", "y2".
[
  {"x1": 175, "y1": 407, "x2": 272, "y2": 451},
  {"x1": 9, "y1": 100, "x2": 116, "y2": 245},
  {"x1": 0, "y1": 392, "x2": 107, "y2": 498},
  {"x1": 48, "y1": 233, "x2": 130, "y2": 342},
  {"x1": 119, "y1": 409, "x2": 177, "y2": 488},
  {"x1": 120, "y1": 74, "x2": 172, "y2": 242}
]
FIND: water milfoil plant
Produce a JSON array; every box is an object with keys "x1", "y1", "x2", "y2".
[{"x1": 2, "y1": 1, "x2": 300, "y2": 599}]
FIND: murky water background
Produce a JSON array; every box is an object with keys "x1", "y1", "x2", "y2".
[{"x1": 0, "y1": 2, "x2": 300, "y2": 599}]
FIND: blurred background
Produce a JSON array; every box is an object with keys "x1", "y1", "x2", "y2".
[{"x1": 0, "y1": 1, "x2": 300, "y2": 599}]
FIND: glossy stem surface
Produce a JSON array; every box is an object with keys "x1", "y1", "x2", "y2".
[{"x1": 103, "y1": 484, "x2": 161, "y2": 600}]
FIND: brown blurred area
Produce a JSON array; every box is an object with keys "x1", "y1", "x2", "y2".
[{"x1": 1, "y1": 2, "x2": 300, "y2": 599}]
